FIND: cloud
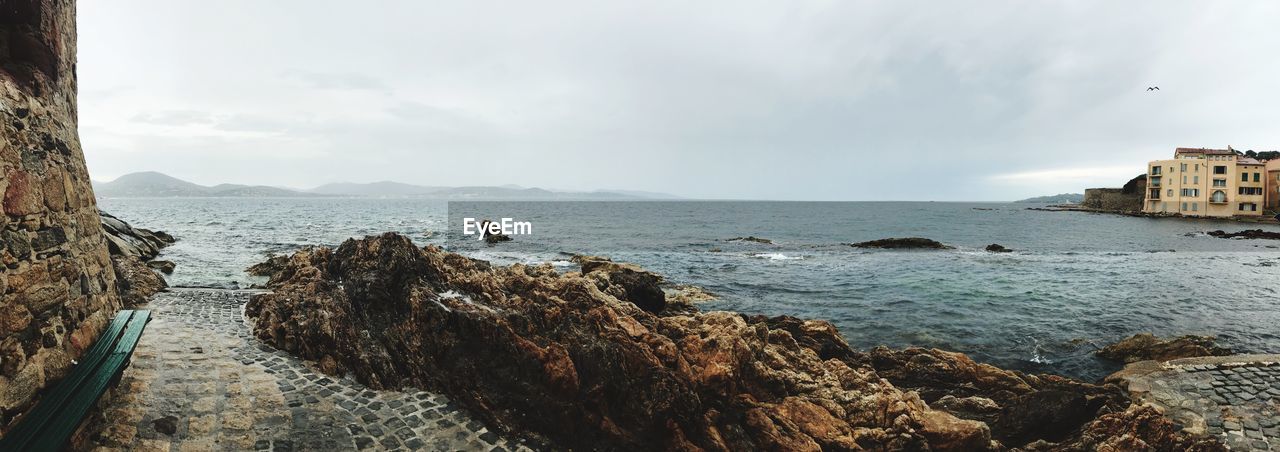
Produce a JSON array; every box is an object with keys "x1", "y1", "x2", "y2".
[
  {"x1": 75, "y1": 1, "x2": 1280, "y2": 200},
  {"x1": 284, "y1": 70, "x2": 390, "y2": 92},
  {"x1": 131, "y1": 110, "x2": 215, "y2": 126}
]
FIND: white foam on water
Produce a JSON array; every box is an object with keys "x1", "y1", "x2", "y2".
[{"x1": 752, "y1": 252, "x2": 803, "y2": 261}]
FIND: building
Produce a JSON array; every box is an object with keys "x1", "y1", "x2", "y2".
[
  {"x1": 1268, "y1": 159, "x2": 1280, "y2": 211},
  {"x1": 1143, "y1": 147, "x2": 1267, "y2": 217}
]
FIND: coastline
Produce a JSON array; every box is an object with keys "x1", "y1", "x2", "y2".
[{"x1": 1027, "y1": 204, "x2": 1280, "y2": 225}]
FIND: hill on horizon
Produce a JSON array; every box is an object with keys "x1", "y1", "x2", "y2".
[
  {"x1": 92, "y1": 171, "x2": 679, "y2": 200},
  {"x1": 1014, "y1": 193, "x2": 1084, "y2": 204}
]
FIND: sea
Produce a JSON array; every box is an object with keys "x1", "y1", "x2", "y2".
[{"x1": 96, "y1": 198, "x2": 1280, "y2": 382}]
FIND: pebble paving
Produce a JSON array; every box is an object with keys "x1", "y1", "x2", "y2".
[
  {"x1": 1126, "y1": 360, "x2": 1280, "y2": 451},
  {"x1": 82, "y1": 289, "x2": 537, "y2": 451}
]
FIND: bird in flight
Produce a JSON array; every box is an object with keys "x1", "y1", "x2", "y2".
[{"x1": 1147, "y1": 86, "x2": 1160, "y2": 91}]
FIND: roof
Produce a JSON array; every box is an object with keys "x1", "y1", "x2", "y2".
[
  {"x1": 1238, "y1": 157, "x2": 1262, "y2": 165},
  {"x1": 1175, "y1": 147, "x2": 1237, "y2": 156}
]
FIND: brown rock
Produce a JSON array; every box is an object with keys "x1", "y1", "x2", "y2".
[
  {"x1": 111, "y1": 255, "x2": 167, "y2": 307},
  {"x1": 1097, "y1": 333, "x2": 1232, "y2": 363},
  {"x1": 2, "y1": 170, "x2": 43, "y2": 216},
  {"x1": 245, "y1": 233, "x2": 994, "y2": 451},
  {"x1": 0, "y1": 304, "x2": 33, "y2": 336}
]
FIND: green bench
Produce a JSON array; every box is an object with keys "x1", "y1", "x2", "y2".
[{"x1": 0, "y1": 310, "x2": 150, "y2": 452}]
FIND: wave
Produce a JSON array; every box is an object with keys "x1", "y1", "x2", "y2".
[{"x1": 751, "y1": 252, "x2": 803, "y2": 261}]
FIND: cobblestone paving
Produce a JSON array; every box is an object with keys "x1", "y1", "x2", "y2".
[
  {"x1": 1122, "y1": 357, "x2": 1280, "y2": 451},
  {"x1": 83, "y1": 289, "x2": 537, "y2": 451}
]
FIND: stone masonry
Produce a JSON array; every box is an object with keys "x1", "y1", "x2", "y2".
[
  {"x1": 79, "y1": 289, "x2": 537, "y2": 451},
  {"x1": 1116, "y1": 354, "x2": 1280, "y2": 451},
  {"x1": 1, "y1": 0, "x2": 122, "y2": 430}
]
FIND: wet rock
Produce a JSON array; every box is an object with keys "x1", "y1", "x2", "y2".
[
  {"x1": 984, "y1": 244, "x2": 1013, "y2": 253},
  {"x1": 146, "y1": 260, "x2": 175, "y2": 274},
  {"x1": 152, "y1": 415, "x2": 178, "y2": 435},
  {"x1": 849, "y1": 237, "x2": 953, "y2": 249},
  {"x1": 245, "y1": 233, "x2": 1225, "y2": 451},
  {"x1": 1206, "y1": 229, "x2": 1280, "y2": 240},
  {"x1": 111, "y1": 255, "x2": 167, "y2": 307},
  {"x1": 1097, "y1": 333, "x2": 1232, "y2": 363},
  {"x1": 574, "y1": 256, "x2": 666, "y2": 313},
  {"x1": 994, "y1": 390, "x2": 1091, "y2": 444},
  {"x1": 478, "y1": 219, "x2": 512, "y2": 243},
  {"x1": 245, "y1": 254, "x2": 290, "y2": 278},
  {"x1": 1076, "y1": 405, "x2": 1225, "y2": 451},
  {"x1": 100, "y1": 211, "x2": 174, "y2": 260},
  {"x1": 245, "y1": 233, "x2": 995, "y2": 451},
  {"x1": 726, "y1": 236, "x2": 773, "y2": 244}
]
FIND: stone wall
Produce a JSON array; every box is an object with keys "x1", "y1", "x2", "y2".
[
  {"x1": 1, "y1": 0, "x2": 121, "y2": 428},
  {"x1": 1081, "y1": 174, "x2": 1147, "y2": 212}
]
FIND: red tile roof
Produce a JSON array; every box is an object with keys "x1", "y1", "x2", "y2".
[
  {"x1": 1237, "y1": 157, "x2": 1262, "y2": 165},
  {"x1": 1175, "y1": 147, "x2": 1237, "y2": 155}
]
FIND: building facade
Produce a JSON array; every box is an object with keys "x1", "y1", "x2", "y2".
[
  {"x1": 1268, "y1": 159, "x2": 1280, "y2": 211},
  {"x1": 1143, "y1": 147, "x2": 1267, "y2": 217}
]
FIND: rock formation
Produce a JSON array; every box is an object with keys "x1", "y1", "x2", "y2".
[
  {"x1": 848, "y1": 237, "x2": 953, "y2": 250},
  {"x1": 245, "y1": 233, "x2": 1222, "y2": 450},
  {"x1": 725, "y1": 236, "x2": 773, "y2": 244},
  {"x1": 1, "y1": 0, "x2": 123, "y2": 430},
  {"x1": 1206, "y1": 229, "x2": 1280, "y2": 240},
  {"x1": 984, "y1": 244, "x2": 1012, "y2": 253},
  {"x1": 99, "y1": 210, "x2": 173, "y2": 260},
  {"x1": 1097, "y1": 333, "x2": 1233, "y2": 364}
]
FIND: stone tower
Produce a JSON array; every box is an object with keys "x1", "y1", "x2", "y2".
[{"x1": 1, "y1": 0, "x2": 120, "y2": 425}]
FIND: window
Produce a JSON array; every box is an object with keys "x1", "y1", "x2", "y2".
[
  {"x1": 1240, "y1": 203, "x2": 1258, "y2": 212},
  {"x1": 1254, "y1": 173, "x2": 1261, "y2": 182},
  {"x1": 1151, "y1": 166, "x2": 1161, "y2": 175},
  {"x1": 1181, "y1": 188, "x2": 1200, "y2": 197},
  {"x1": 1193, "y1": 175, "x2": 1199, "y2": 184},
  {"x1": 1211, "y1": 190, "x2": 1227, "y2": 203},
  {"x1": 1167, "y1": 189, "x2": 1173, "y2": 197},
  {"x1": 1214, "y1": 165, "x2": 1227, "y2": 174},
  {"x1": 1213, "y1": 179, "x2": 1226, "y2": 187},
  {"x1": 1191, "y1": 202, "x2": 1198, "y2": 211},
  {"x1": 1243, "y1": 173, "x2": 1249, "y2": 182},
  {"x1": 1181, "y1": 202, "x2": 1188, "y2": 211},
  {"x1": 1181, "y1": 163, "x2": 1187, "y2": 172},
  {"x1": 1195, "y1": 164, "x2": 1200, "y2": 171}
]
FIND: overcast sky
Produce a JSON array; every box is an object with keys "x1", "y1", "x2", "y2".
[{"x1": 76, "y1": 1, "x2": 1280, "y2": 201}]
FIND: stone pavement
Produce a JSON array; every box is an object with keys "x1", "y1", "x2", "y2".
[
  {"x1": 1115, "y1": 354, "x2": 1280, "y2": 451},
  {"x1": 79, "y1": 289, "x2": 538, "y2": 451}
]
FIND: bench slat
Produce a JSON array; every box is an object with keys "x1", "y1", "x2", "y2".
[
  {"x1": 3, "y1": 310, "x2": 150, "y2": 452},
  {"x1": 0, "y1": 310, "x2": 136, "y2": 451}
]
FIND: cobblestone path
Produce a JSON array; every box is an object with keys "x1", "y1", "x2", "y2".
[
  {"x1": 82, "y1": 289, "x2": 536, "y2": 451},
  {"x1": 1119, "y1": 356, "x2": 1280, "y2": 451}
]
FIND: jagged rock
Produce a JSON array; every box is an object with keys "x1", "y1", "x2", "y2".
[
  {"x1": 849, "y1": 237, "x2": 953, "y2": 249},
  {"x1": 1075, "y1": 405, "x2": 1225, "y2": 451},
  {"x1": 245, "y1": 233, "x2": 995, "y2": 451},
  {"x1": 244, "y1": 233, "x2": 1224, "y2": 451},
  {"x1": 1206, "y1": 229, "x2": 1280, "y2": 240},
  {"x1": 100, "y1": 211, "x2": 174, "y2": 260},
  {"x1": 1097, "y1": 333, "x2": 1232, "y2": 363},
  {"x1": 111, "y1": 255, "x2": 167, "y2": 307},
  {"x1": 246, "y1": 254, "x2": 290, "y2": 278},
  {"x1": 726, "y1": 236, "x2": 773, "y2": 244},
  {"x1": 985, "y1": 244, "x2": 1012, "y2": 253},
  {"x1": 478, "y1": 219, "x2": 512, "y2": 243},
  {"x1": 146, "y1": 260, "x2": 175, "y2": 274}
]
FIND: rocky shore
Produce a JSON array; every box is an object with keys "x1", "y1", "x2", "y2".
[
  {"x1": 100, "y1": 211, "x2": 174, "y2": 306},
  {"x1": 243, "y1": 232, "x2": 1222, "y2": 451}
]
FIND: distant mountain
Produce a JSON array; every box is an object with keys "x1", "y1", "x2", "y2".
[
  {"x1": 93, "y1": 172, "x2": 319, "y2": 198},
  {"x1": 1014, "y1": 193, "x2": 1084, "y2": 204},
  {"x1": 306, "y1": 182, "x2": 672, "y2": 199},
  {"x1": 93, "y1": 172, "x2": 680, "y2": 200}
]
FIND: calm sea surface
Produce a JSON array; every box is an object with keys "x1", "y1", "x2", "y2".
[{"x1": 97, "y1": 198, "x2": 1280, "y2": 381}]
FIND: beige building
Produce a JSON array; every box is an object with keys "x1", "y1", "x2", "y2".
[
  {"x1": 1143, "y1": 147, "x2": 1267, "y2": 217},
  {"x1": 1268, "y1": 159, "x2": 1280, "y2": 211}
]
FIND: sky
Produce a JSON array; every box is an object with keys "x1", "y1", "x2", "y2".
[{"x1": 76, "y1": 1, "x2": 1280, "y2": 201}]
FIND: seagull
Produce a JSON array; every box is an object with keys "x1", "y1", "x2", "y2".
[{"x1": 1147, "y1": 86, "x2": 1160, "y2": 91}]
